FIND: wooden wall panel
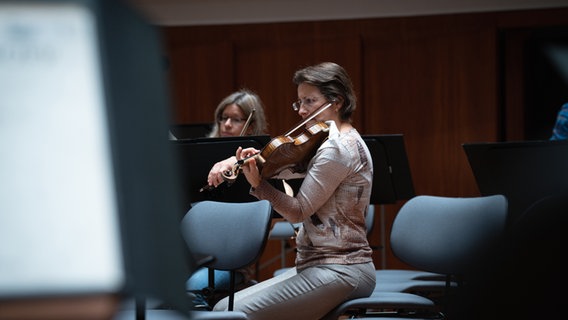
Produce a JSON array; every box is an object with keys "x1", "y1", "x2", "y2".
[
  {"x1": 233, "y1": 37, "x2": 364, "y2": 136},
  {"x1": 161, "y1": 7, "x2": 568, "y2": 277},
  {"x1": 502, "y1": 30, "x2": 529, "y2": 141},
  {"x1": 368, "y1": 14, "x2": 497, "y2": 198},
  {"x1": 233, "y1": 42, "x2": 313, "y2": 137},
  {"x1": 166, "y1": 41, "x2": 234, "y2": 124},
  {"x1": 359, "y1": 14, "x2": 500, "y2": 269}
]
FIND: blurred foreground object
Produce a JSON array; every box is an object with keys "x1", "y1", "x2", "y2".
[{"x1": 0, "y1": 0, "x2": 191, "y2": 318}]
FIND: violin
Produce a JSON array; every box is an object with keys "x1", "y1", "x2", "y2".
[
  {"x1": 201, "y1": 101, "x2": 334, "y2": 191},
  {"x1": 226, "y1": 121, "x2": 329, "y2": 181}
]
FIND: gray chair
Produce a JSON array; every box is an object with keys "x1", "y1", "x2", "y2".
[
  {"x1": 114, "y1": 200, "x2": 273, "y2": 320},
  {"x1": 181, "y1": 200, "x2": 273, "y2": 313},
  {"x1": 322, "y1": 194, "x2": 508, "y2": 319}
]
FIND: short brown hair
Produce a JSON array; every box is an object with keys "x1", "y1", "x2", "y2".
[{"x1": 293, "y1": 62, "x2": 356, "y2": 122}]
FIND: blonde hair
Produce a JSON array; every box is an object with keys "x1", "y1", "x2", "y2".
[{"x1": 208, "y1": 89, "x2": 268, "y2": 137}]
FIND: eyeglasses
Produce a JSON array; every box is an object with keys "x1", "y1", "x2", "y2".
[
  {"x1": 292, "y1": 96, "x2": 327, "y2": 112},
  {"x1": 218, "y1": 116, "x2": 246, "y2": 124}
]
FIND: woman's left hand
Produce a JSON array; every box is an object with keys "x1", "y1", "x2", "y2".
[{"x1": 237, "y1": 147, "x2": 262, "y2": 188}]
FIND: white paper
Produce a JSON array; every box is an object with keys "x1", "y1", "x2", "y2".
[{"x1": 0, "y1": 3, "x2": 124, "y2": 296}]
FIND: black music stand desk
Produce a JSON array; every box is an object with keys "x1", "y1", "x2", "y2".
[
  {"x1": 463, "y1": 139, "x2": 568, "y2": 224},
  {"x1": 363, "y1": 134, "x2": 415, "y2": 268}
]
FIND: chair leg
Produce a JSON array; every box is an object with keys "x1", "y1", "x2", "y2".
[
  {"x1": 280, "y1": 239, "x2": 286, "y2": 269},
  {"x1": 443, "y1": 275, "x2": 451, "y2": 316},
  {"x1": 208, "y1": 268, "x2": 215, "y2": 289},
  {"x1": 229, "y1": 270, "x2": 236, "y2": 311},
  {"x1": 135, "y1": 295, "x2": 145, "y2": 320}
]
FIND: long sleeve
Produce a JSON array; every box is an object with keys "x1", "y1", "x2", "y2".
[{"x1": 251, "y1": 121, "x2": 374, "y2": 268}]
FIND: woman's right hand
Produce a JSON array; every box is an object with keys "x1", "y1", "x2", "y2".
[
  {"x1": 207, "y1": 146, "x2": 261, "y2": 188},
  {"x1": 207, "y1": 153, "x2": 239, "y2": 188}
]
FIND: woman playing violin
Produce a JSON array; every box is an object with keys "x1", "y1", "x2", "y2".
[{"x1": 208, "y1": 62, "x2": 376, "y2": 320}]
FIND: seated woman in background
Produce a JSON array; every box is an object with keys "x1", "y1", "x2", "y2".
[
  {"x1": 188, "y1": 88, "x2": 269, "y2": 309},
  {"x1": 550, "y1": 102, "x2": 568, "y2": 141},
  {"x1": 207, "y1": 89, "x2": 268, "y2": 137}
]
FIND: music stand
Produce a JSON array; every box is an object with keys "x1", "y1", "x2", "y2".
[
  {"x1": 172, "y1": 135, "x2": 284, "y2": 214},
  {"x1": 463, "y1": 139, "x2": 568, "y2": 224},
  {"x1": 363, "y1": 134, "x2": 415, "y2": 268},
  {"x1": 363, "y1": 135, "x2": 415, "y2": 204},
  {"x1": 169, "y1": 123, "x2": 213, "y2": 139}
]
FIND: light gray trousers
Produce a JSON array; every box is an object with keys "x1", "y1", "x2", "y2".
[{"x1": 213, "y1": 262, "x2": 376, "y2": 320}]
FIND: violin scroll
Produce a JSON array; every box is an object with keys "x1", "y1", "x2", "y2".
[{"x1": 198, "y1": 160, "x2": 242, "y2": 192}]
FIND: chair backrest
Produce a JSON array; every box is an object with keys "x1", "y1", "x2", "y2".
[
  {"x1": 180, "y1": 200, "x2": 273, "y2": 271},
  {"x1": 390, "y1": 195, "x2": 508, "y2": 276},
  {"x1": 475, "y1": 193, "x2": 568, "y2": 318}
]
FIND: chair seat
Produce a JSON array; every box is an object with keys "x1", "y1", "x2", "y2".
[
  {"x1": 321, "y1": 291, "x2": 438, "y2": 320},
  {"x1": 375, "y1": 269, "x2": 447, "y2": 281},
  {"x1": 113, "y1": 309, "x2": 189, "y2": 320},
  {"x1": 113, "y1": 309, "x2": 248, "y2": 320},
  {"x1": 368, "y1": 291, "x2": 438, "y2": 305},
  {"x1": 268, "y1": 221, "x2": 296, "y2": 240},
  {"x1": 375, "y1": 279, "x2": 457, "y2": 293},
  {"x1": 189, "y1": 310, "x2": 248, "y2": 320},
  {"x1": 273, "y1": 267, "x2": 291, "y2": 277}
]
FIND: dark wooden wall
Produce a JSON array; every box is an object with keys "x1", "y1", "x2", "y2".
[{"x1": 161, "y1": 7, "x2": 568, "y2": 280}]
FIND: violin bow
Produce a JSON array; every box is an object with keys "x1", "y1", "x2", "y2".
[
  {"x1": 284, "y1": 101, "x2": 334, "y2": 136},
  {"x1": 239, "y1": 108, "x2": 256, "y2": 136}
]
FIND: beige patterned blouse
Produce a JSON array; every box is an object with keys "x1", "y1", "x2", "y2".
[{"x1": 251, "y1": 121, "x2": 374, "y2": 269}]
